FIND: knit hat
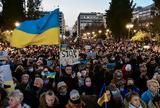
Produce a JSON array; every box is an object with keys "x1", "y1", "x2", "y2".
[
  {"x1": 69, "y1": 89, "x2": 80, "y2": 101},
  {"x1": 125, "y1": 64, "x2": 132, "y2": 72},
  {"x1": 57, "y1": 81, "x2": 67, "y2": 90}
]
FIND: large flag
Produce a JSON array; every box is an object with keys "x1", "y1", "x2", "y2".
[
  {"x1": 11, "y1": 8, "x2": 60, "y2": 48},
  {"x1": 97, "y1": 84, "x2": 110, "y2": 106}
]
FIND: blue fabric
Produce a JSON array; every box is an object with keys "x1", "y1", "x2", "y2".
[
  {"x1": 98, "y1": 83, "x2": 107, "y2": 98},
  {"x1": 121, "y1": 86, "x2": 140, "y2": 97},
  {"x1": 141, "y1": 90, "x2": 154, "y2": 104},
  {"x1": 80, "y1": 60, "x2": 88, "y2": 64},
  {"x1": 106, "y1": 63, "x2": 116, "y2": 70},
  {"x1": 17, "y1": 9, "x2": 59, "y2": 34}
]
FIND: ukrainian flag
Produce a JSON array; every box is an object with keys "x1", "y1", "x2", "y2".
[
  {"x1": 11, "y1": 8, "x2": 60, "y2": 48},
  {"x1": 97, "y1": 84, "x2": 110, "y2": 106}
]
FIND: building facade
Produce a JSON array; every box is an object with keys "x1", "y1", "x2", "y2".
[
  {"x1": 59, "y1": 12, "x2": 65, "y2": 35},
  {"x1": 77, "y1": 12, "x2": 105, "y2": 36},
  {"x1": 132, "y1": 4, "x2": 156, "y2": 26}
]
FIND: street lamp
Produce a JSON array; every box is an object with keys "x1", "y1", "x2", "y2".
[
  {"x1": 98, "y1": 30, "x2": 102, "y2": 34},
  {"x1": 92, "y1": 32, "x2": 95, "y2": 35},
  {"x1": 83, "y1": 33, "x2": 87, "y2": 36},
  {"x1": 106, "y1": 29, "x2": 109, "y2": 32},
  {"x1": 6, "y1": 30, "x2": 9, "y2": 33},
  {"x1": 15, "y1": 22, "x2": 20, "y2": 27},
  {"x1": 126, "y1": 23, "x2": 134, "y2": 38},
  {"x1": 87, "y1": 32, "x2": 90, "y2": 35}
]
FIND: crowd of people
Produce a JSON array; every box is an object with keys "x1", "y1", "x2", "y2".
[{"x1": 0, "y1": 39, "x2": 160, "y2": 108}]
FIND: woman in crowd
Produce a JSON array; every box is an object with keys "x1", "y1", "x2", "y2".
[
  {"x1": 6, "y1": 90, "x2": 30, "y2": 108},
  {"x1": 124, "y1": 92, "x2": 147, "y2": 108},
  {"x1": 39, "y1": 90, "x2": 59, "y2": 108},
  {"x1": 65, "y1": 89, "x2": 85, "y2": 108},
  {"x1": 141, "y1": 79, "x2": 160, "y2": 104},
  {"x1": 80, "y1": 77, "x2": 97, "y2": 108}
]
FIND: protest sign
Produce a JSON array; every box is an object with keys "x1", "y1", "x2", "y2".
[
  {"x1": 60, "y1": 49, "x2": 79, "y2": 66},
  {"x1": 0, "y1": 51, "x2": 8, "y2": 60},
  {"x1": 0, "y1": 65, "x2": 14, "y2": 92}
]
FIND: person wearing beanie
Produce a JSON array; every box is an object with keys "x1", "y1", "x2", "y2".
[
  {"x1": 57, "y1": 81, "x2": 69, "y2": 108},
  {"x1": 65, "y1": 89, "x2": 85, "y2": 108}
]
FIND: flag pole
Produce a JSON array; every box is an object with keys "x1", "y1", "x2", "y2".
[{"x1": 57, "y1": 4, "x2": 63, "y2": 78}]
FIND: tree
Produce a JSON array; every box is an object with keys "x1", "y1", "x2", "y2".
[
  {"x1": 26, "y1": 0, "x2": 42, "y2": 19},
  {"x1": 153, "y1": 0, "x2": 160, "y2": 10},
  {"x1": 1, "y1": 0, "x2": 25, "y2": 30},
  {"x1": 152, "y1": 16, "x2": 160, "y2": 34},
  {"x1": 65, "y1": 31, "x2": 70, "y2": 37},
  {"x1": 106, "y1": 0, "x2": 135, "y2": 40},
  {"x1": 151, "y1": 0, "x2": 160, "y2": 35}
]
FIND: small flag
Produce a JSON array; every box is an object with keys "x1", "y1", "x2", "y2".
[
  {"x1": 97, "y1": 84, "x2": 110, "y2": 106},
  {"x1": 11, "y1": 8, "x2": 60, "y2": 48}
]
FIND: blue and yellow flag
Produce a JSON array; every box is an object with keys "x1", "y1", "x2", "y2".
[
  {"x1": 11, "y1": 9, "x2": 60, "y2": 48},
  {"x1": 97, "y1": 84, "x2": 110, "y2": 106}
]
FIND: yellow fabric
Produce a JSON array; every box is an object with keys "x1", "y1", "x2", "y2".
[
  {"x1": 11, "y1": 27, "x2": 60, "y2": 48},
  {"x1": 97, "y1": 92, "x2": 110, "y2": 106},
  {"x1": 4, "y1": 80, "x2": 15, "y2": 93}
]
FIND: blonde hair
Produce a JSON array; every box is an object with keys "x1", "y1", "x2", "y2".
[
  {"x1": 9, "y1": 90, "x2": 24, "y2": 102},
  {"x1": 147, "y1": 79, "x2": 159, "y2": 88},
  {"x1": 34, "y1": 78, "x2": 44, "y2": 87}
]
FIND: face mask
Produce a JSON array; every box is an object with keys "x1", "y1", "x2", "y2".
[
  {"x1": 52, "y1": 82, "x2": 56, "y2": 88},
  {"x1": 85, "y1": 82, "x2": 91, "y2": 87},
  {"x1": 70, "y1": 98, "x2": 81, "y2": 104},
  {"x1": 59, "y1": 88, "x2": 67, "y2": 96},
  {"x1": 111, "y1": 57, "x2": 115, "y2": 61},
  {"x1": 127, "y1": 85, "x2": 134, "y2": 89},
  {"x1": 111, "y1": 90, "x2": 119, "y2": 96},
  {"x1": 29, "y1": 68, "x2": 34, "y2": 72}
]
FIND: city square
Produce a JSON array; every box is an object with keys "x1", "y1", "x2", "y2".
[{"x1": 0, "y1": 0, "x2": 160, "y2": 108}]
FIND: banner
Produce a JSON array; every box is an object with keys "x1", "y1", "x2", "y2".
[
  {"x1": 60, "y1": 49, "x2": 79, "y2": 66},
  {"x1": 0, "y1": 65, "x2": 14, "y2": 92}
]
